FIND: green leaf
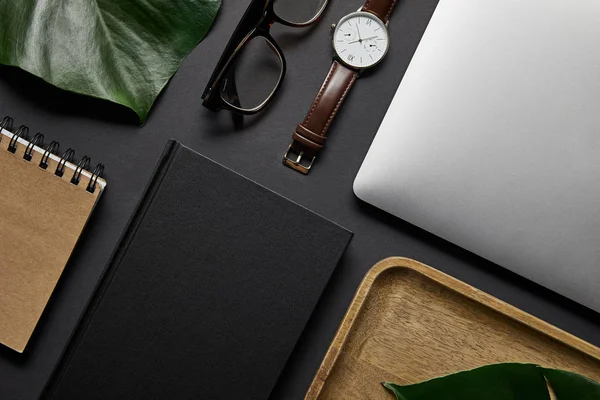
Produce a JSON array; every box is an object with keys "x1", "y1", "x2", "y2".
[
  {"x1": 383, "y1": 364, "x2": 550, "y2": 400},
  {"x1": 542, "y1": 368, "x2": 600, "y2": 400},
  {"x1": 0, "y1": 0, "x2": 221, "y2": 123},
  {"x1": 383, "y1": 363, "x2": 600, "y2": 400}
]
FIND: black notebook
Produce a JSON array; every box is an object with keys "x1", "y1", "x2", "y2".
[{"x1": 44, "y1": 140, "x2": 352, "y2": 400}]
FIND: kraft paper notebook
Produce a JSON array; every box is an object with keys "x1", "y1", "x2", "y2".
[
  {"x1": 0, "y1": 116, "x2": 105, "y2": 353},
  {"x1": 44, "y1": 140, "x2": 352, "y2": 400}
]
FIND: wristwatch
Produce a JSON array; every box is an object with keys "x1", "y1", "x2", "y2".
[{"x1": 283, "y1": 0, "x2": 398, "y2": 174}]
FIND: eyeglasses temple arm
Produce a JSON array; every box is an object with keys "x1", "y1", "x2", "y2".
[{"x1": 223, "y1": 68, "x2": 244, "y2": 126}]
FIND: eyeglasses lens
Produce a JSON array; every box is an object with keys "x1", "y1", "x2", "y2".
[
  {"x1": 273, "y1": 0, "x2": 328, "y2": 25},
  {"x1": 221, "y1": 36, "x2": 283, "y2": 111}
]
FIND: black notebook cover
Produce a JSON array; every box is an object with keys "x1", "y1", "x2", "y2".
[{"x1": 44, "y1": 140, "x2": 352, "y2": 400}]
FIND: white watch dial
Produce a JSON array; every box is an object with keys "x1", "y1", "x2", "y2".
[{"x1": 333, "y1": 12, "x2": 389, "y2": 69}]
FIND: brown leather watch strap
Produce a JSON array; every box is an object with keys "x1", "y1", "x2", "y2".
[
  {"x1": 283, "y1": 61, "x2": 358, "y2": 174},
  {"x1": 362, "y1": 0, "x2": 398, "y2": 23}
]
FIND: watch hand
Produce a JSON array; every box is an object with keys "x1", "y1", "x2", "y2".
[
  {"x1": 348, "y1": 36, "x2": 378, "y2": 44},
  {"x1": 355, "y1": 22, "x2": 363, "y2": 41}
]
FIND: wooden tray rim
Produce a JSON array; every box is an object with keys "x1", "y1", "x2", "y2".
[{"x1": 305, "y1": 257, "x2": 600, "y2": 399}]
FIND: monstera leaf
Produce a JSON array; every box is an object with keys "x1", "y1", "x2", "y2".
[
  {"x1": 383, "y1": 363, "x2": 600, "y2": 400},
  {"x1": 0, "y1": 0, "x2": 221, "y2": 123}
]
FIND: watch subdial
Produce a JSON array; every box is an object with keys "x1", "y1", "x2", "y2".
[
  {"x1": 339, "y1": 29, "x2": 357, "y2": 44},
  {"x1": 363, "y1": 38, "x2": 378, "y2": 53}
]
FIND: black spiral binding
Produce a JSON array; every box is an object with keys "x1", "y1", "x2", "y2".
[
  {"x1": 87, "y1": 163, "x2": 105, "y2": 194},
  {"x1": 2, "y1": 116, "x2": 104, "y2": 193},
  {"x1": 8, "y1": 125, "x2": 29, "y2": 153},
  {"x1": 40, "y1": 141, "x2": 60, "y2": 170},
  {"x1": 54, "y1": 148, "x2": 75, "y2": 177},
  {"x1": 0, "y1": 116, "x2": 13, "y2": 138},
  {"x1": 24, "y1": 133, "x2": 44, "y2": 161},
  {"x1": 70, "y1": 156, "x2": 90, "y2": 185}
]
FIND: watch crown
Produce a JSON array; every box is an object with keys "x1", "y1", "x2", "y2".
[{"x1": 331, "y1": 23, "x2": 336, "y2": 30}]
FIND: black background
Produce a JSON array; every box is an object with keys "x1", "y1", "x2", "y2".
[{"x1": 1, "y1": 0, "x2": 599, "y2": 399}]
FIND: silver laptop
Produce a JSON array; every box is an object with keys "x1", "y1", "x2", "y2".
[{"x1": 354, "y1": 0, "x2": 600, "y2": 311}]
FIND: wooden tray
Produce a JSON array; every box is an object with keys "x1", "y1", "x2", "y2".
[{"x1": 305, "y1": 258, "x2": 600, "y2": 399}]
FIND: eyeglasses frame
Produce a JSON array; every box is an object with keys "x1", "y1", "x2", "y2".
[{"x1": 202, "y1": 0, "x2": 329, "y2": 115}]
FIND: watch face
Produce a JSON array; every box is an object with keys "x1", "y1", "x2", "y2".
[{"x1": 333, "y1": 12, "x2": 389, "y2": 69}]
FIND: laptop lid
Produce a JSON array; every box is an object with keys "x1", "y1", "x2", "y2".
[{"x1": 354, "y1": 0, "x2": 600, "y2": 311}]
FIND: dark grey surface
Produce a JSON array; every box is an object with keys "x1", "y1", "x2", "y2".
[{"x1": 0, "y1": 0, "x2": 598, "y2": 399}]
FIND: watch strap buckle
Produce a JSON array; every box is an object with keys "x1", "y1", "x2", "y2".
[{"x1": 283, "y1": 145, "x2": 315, "y2": 174}]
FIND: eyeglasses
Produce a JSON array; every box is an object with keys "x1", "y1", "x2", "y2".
[{"x1": 202, "y1": 0, "x2": 329, "y2": 115}]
